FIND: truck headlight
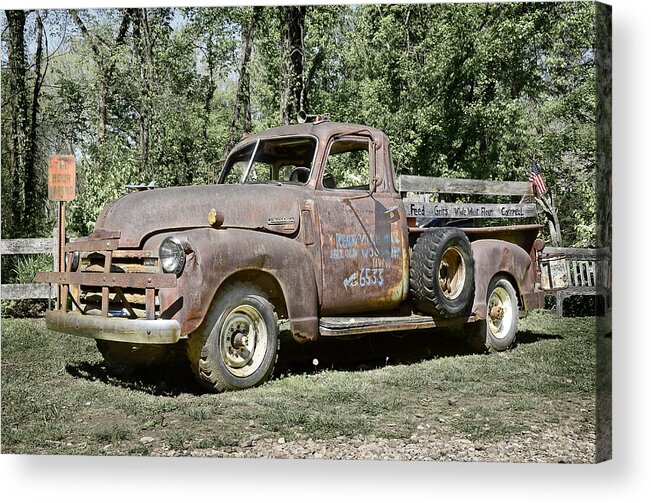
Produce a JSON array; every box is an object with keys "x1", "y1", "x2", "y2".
[{"x1": 159, "y1": 237, "x2": 186, "y2": 275}]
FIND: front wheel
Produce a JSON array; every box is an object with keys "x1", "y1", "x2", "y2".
[
  {"x1": 465, "y1": 275, "x2": 519, "y2": 352},
  {"x1": 186, "y1": 282, "x2": 279, "y2": 392}
]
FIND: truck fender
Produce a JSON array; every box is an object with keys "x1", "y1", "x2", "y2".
[
  {"x1": 149, "y1": 228, "x2": 320, "y2": 343},
  {"x1": 469, "y1": 239, "x2": 535, "y2": 320}
]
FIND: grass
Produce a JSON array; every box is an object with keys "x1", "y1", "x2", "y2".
[{"x1": 0, "y1": 311, "x2": 606, "y2": 457}]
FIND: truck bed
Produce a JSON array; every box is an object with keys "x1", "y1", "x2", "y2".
[{"x1": 408, "y1": 223, "x2": 542, "y2": 251}]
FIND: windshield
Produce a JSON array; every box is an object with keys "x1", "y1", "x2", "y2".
[{"x1": 219, "y1": 136, "x2": 318, "y2": 185}]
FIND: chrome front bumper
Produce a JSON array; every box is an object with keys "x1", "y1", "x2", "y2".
[{"x1": 45, "y1": 310, "x2": 183, "y2": 344}]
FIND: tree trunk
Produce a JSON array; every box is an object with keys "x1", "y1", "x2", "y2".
[
  {"x1": 280, "y1": 6, "x2": 306, "y2": 125},
  {"x1": 6, "y1": 10, "x2": 29, "y2": 237},
  {"x1": 133, "y1": 9, "x2": 154, "y2": 180},
  {"x1": 535, "y1": 192, "x2": 563, "y2": 247},
  {"x1": 97, "y1": 76, "x2": 108, "y2": 145},
  {"x1": 227, "y1": 6, "x2": 262, "y2": 152},
  {"x1": 24, "y1": 10, "x2": 46, "y2": 230},
  {"x1": 302, "y1": 47, "x2": 324, "y2": 116}
]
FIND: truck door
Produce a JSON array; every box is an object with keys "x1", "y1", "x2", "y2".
[{"x1": 315, "y1": 136, "x2": 407, "y2": 315}]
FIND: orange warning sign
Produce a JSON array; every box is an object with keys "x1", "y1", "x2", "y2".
[{"x1": 48, "y1": 155, "x2": 76, "y2": 201}]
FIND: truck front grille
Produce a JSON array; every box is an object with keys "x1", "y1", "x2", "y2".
[{"x1": 74, "y1": 250, "x2": 162, "y2": 319}]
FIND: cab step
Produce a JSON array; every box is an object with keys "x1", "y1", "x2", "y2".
[{"x1": 318, "y1": 314, "x2": 476, "y2": 337}]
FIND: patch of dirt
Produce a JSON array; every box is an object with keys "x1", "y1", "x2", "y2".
[{"x1": 141, "y1": 423, "x2": 596, "y2": 463}]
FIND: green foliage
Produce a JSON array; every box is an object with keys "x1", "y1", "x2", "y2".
[
  {"x1": 1, "y1": 4, "x2": 601, "y2": 247},
  {"x1": 0, "y1": 254, "x2": 53, "y2": 318},
  {"x1": 68, "y1": 140, "x2": 140, "y2": 236},
  {"x1": 10, "y1": 254, "x2": 53, "y2": 284}
]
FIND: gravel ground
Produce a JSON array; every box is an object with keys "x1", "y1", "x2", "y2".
[{"x1": 144, "y1": 424, "x2": 596, "y2": 463}]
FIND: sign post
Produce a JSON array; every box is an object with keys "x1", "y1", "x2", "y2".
[{"x1": 48, "y1": 155, "x2": 76, "y2": 309}]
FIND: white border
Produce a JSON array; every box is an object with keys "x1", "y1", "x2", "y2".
[{"x1": 2, "y1": 0, "x2": 650, "y2": 501}]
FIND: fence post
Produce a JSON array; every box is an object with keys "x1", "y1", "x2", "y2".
[
  {"x1": 555, "y1": 293, "x2": 564, "y2": 318},
  {"x1": 53, "y1": 226, "x2": 59, "y2": 309}
]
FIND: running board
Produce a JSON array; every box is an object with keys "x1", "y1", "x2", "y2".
[{"x1": 318, "y1": 314, "x2": 476, "y2": 337}]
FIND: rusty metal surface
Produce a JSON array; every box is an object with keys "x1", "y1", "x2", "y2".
[
  {"x1": 127, "y1": 121, "x2": 404, "y2": 342},
  {"x1": 319, "y1": 313, "x2": 476, "y2": 337},
  {"x1": 65, "y1": 238, "x2": 119, "y2": 252},
  {"x1": 316, "y1": 191, "x2": 409, "y2": 316},
  {"x1": 461, "y1": 224, "x2": 542, "y2": 251},
  {"x1": 521, "y1": 291, "x2": 545, "y2": 311},
  {"x1": 81, "y1": 250, "x2": 159, "y2": 274},
  {"x1": 469, "y1": 239, "x2": 538, "y2": 319},
  {"x1": 94, "y1": 184, "x2": 305, "y2": 248},
  {"x1": 145, "y1": 227, "x2": 321, "y2": 342},
  {"x1": 37, "y1": 240, "x2": 174, "y2": 333},
  {"x1": 36, "y1": 271, "x2": 176, "y2": 289}
]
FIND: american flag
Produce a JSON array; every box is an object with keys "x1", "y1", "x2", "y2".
[{"x1": 529, "y1": 160, "x2": 547, "y2": 195}]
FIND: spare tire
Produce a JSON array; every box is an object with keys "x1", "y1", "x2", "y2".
[{"x1": 409, "y1": 227, "x2": 474, "y2": 318}]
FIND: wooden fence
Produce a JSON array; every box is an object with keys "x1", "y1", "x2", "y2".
[
  {"x1": 1, "y1": 238, "x2": 56, "y2": 300},
  {"x1": 544, "y1": 246, "x2": 611, "y2": 317}
]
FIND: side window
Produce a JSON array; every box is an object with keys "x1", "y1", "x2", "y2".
[{"x1": 323, "y1": 138, "x2": 371, "y2": 191}]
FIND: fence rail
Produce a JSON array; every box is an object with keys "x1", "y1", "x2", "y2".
[
  {"x1": 1, "y1": 237, "x2": 56, "y2": 301},
  {"x1": 544, "y1": 246, "x2": 611, "y2": 317}
]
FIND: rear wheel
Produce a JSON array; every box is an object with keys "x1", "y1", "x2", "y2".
[
  {"x1": 465, "y1": 275, "x2": 519, "y2": 352},
  {"x1": 186, "y1": 282, "x2": 279, "y2": 392}
]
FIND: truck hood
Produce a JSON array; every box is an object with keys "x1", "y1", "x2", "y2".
[{"x1": 93, "y1": 184, "x2": 303, "y2": 248}]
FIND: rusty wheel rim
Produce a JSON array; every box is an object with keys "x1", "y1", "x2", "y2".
[
  {"x1": 220, "y1": 305, "x2": 268, "y2": 378},
  {"x1": 438, "y1": 246, "x2": 466, "y2": 300},
  {"x1": 487, "y1": 286, "x2": 513, "y2": 340}
]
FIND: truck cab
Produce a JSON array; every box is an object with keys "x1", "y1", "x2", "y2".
[{"x1": 218, "y1": 122, "x2": 410, "y2": 316}]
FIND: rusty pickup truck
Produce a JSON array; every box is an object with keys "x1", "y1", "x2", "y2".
[{"x1": 37, "y1": 119, "x2": 554, "y2": 392}]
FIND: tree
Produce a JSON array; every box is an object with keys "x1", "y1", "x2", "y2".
[
  {"x1": 2, "y1": 10, "x2": 49, "y2": 237},
  {"x1": 131, "y1": 8, "x2": 155, "y2": 176},
  {"x1": 70, "y1": 9, "x2": 131, "y2": 170},
  {"x1": 4, "y1": 10, "x2": 29, "y2": 237},
  {"x1": 1, "y1": 5, "x2": 603, "y2": 248},
  {"x1": 227, "y1": 6, "x2": 262, "y2": 151},
  {"x1": 280, "y1": 6, "x2": 306, "y2": 124}
]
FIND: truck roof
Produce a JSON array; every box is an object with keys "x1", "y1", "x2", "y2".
[{"x1": 240, "y1": 121, "x2": 388, "y2": 144}]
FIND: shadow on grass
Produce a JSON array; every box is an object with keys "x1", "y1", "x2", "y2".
[
  {"x1": 277, "y1": 326, "x2": 564, "y2": 376},
  {"x1": 65, "y1": 327, "x2": 562, "y2": 395},
  {"x1": 516, "y1": 330, "x2": 563, "y2": 345},
  {"x1": 277, "y1": 328, "x2": 472, "y2": 375},
  {"x1": 65, "y1": 359, "x2": 202, "y2": 397}
]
